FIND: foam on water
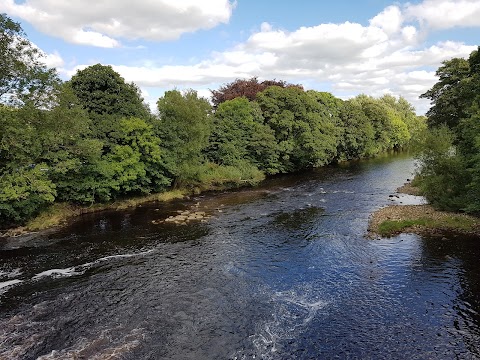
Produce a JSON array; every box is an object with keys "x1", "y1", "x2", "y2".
[
  {"x1": 33, "y1": 267, "x2": 81, "y2": 279},
  {"x1": 0, "y1": 249, "x2": 157, "y2": 298},
  {"x1": 0, "y1": 304, "x2": 145, "y2": 360},
  {"x1": 0, "y1": 279, "x2": 23, "y2": 292},
  {"x1": 235, "y1": 287, "x2": 328, "y2": 359},
  {"x1": 0, "y1": 268, "x2": 23, "y2": 279},
  {"x1": 33, "y1": 248, "x2": 156, "y2": 280},
  {"x1": 36, "y1": 327, "x2": 145, "y2": 360}
]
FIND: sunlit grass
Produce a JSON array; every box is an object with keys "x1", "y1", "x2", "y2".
[
  {"x1": 20, "y1": 172, "x2": 264, "y2": 234},
  {"x1": 23, "y1": 189, "x2": 187, "y2": 233},
  {"x1": 377, "y1": 215, "x2": 478, "y2": 237},
  {"x1": 377, "y1": 218, "x2": 431, "y2": 237},
  {"x1": 26, "y1": 203, "x2": 76, "y2": 231}
]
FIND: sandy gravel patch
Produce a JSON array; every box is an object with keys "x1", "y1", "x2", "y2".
[
  {"x1": 368, "y1": 182, "x2": 480, "y2": 237},
  {"x1": 396, "y1": 182, "x2": 421, "y2": 196}
]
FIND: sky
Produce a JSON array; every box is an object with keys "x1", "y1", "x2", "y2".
[{"x1": 1, "y1": 0, "x2": 479, "y2": 114}]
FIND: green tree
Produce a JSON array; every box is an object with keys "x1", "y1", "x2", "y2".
[
  {"x1": 207, "y1": 97, "x2": 280, "y2": 174},
  {"x1": 337, "y1": 100, "x2": 376, "y2": 159},
  {"x1": 417, "y1": 47, "x2": 480, "y2": 212},
  {"x1": 52, "y1": 117, "x2": 170, "y2": 204},
  {"x1": 156, "y1": 90, "x2": 212, "y2": 185},
  {"x1": 0, "y1": 85, "x2": 105, "y2": 206},
  {"x1": 68, "y1": 64, "x2": 151, "y2": 142},
  {"x1": 0, "y1": 165, "x2": 56, "y2": 227},
  {"x1": 107, "y1": 117, "x2": 170, "y2": 195},
  {"x1": 352, "y1": 94, "x2": 416, "y2": 153},
  {"x1": 0, "y1": 105, "x2": 56, "y2": 226},
  {"x1": 415, "y1": 126, "x2": 470, "y2": 211},
  {"x1": 0, "y1": 13, "x2": 59, "y2": 106},
  {"x1": 256, "y1": 87, "x2": 340, "y2": 172},
  {"x1": 420, "y1": 57, "x2": 471, "y2": 129}
]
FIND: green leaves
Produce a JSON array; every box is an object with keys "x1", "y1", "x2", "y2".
[
  {"x1": 156, "y1": 90, "x2": 212, "y2": 185},
  {"x1": 1, "y1": 38, "x2": 425, "y2": 227},
  {"x1": 207, "y1": 97, "x2": 279, "y2": 174},
  {"x1": 256, "y1": 86, "x2": 341, "y2": 172},
  {"x1": 69, "y1": 64, "x2": 150, "y2": 119},
  {"x1": 420, "y1": 57, "x2": 472, "y2": 128},
  {"x1": 0, "y1": 165, "x2": 56, "y2": 226},
  {"x1": 1, "y1": 13, "x2": 59, "y2": 107},
  {"x1": 416, "y1": 47, "x2": 480, "y2": 212}
]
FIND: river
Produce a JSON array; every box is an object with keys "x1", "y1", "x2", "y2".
[{"x1": 0, "y1": 154, "x2": 479, "y2": 359}]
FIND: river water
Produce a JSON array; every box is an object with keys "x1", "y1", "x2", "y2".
[{"x1": 0, "y1": 154, "x2": 479, "y2": 359}]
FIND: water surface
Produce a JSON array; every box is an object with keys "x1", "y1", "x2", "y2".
[{"x1": 1, "y1": 154, "x2": 479, "y2": 359}]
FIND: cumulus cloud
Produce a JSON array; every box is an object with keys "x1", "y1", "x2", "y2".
[
  {"x1": 406, "y1": 0, "x2": 480, "y2": 29},
  {"x1": 42, "y1": 51, "x2": 65, "y2": 69},
  {"x1": 84, "y1": 0, "x2": 474, "y2": 113},
  {"x1": 0, "y1": 0, "x2": 235, "y2": 47},
  {"x1": 11, "y1": 0, "x2": 479, "y2": 113},
  {"x1": 369, "y1": 5, "x2": 404, "y2": 35}
]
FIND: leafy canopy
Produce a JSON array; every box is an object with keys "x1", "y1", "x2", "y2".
[{"x1": 0, "y1": 13, "x2": 59, "y2": 107}]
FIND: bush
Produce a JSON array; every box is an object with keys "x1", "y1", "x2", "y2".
[{"x1": 0, "y1": 165, "x2": 56, "y2": 227}]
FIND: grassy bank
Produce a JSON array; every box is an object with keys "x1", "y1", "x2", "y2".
[
  {"x1": 369, "y1": 204, "x2": 480, "y2": 237},
  {"x1": 369, "y1": 182, "x2": 480, "y2": 237},
  {"x1": 1, "y1": 189, "x2": 187, "y2": 237},
  {"x1": 0, "y1": 167, "x2": 267, "y2": 238}
]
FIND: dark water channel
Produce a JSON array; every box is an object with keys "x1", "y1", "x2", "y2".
[{"x1": 1, "y1": 154, "x2": 479, "y2": 359}]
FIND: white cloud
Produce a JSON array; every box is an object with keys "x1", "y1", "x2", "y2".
[
  {"x1": 0, "y1": 0, "x2": 235, "y2": 47},
  {"x1": 17, "y1": 0, "x2": 479, "y2": 114},
  {"x1": 406, "y1": 0, "x2": 480, "y2": 29},
  {"x1": 68, "y1": 15, "x2": 475, "y2": 113},
  {"x1": 42, "y1": 51, "x2": 65, "y2": 69},
  {"x1": 370, "y1": 5, "x2": 403, "y2": 35},
  {"x1": 28, "y1": 41, "x2": 65, "y2": 69}
]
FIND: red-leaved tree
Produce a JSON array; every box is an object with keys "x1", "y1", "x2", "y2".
[{"x1": 211, "y1": 77, "x2": 303, "y2": 107}]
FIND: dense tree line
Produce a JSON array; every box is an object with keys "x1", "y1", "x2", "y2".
[
  {"x1": 0, "y1": 14, "x2": 425, "y2": 227},
  {"x1": 416, "y1": 46, "x2": 480, "y2": 213}
]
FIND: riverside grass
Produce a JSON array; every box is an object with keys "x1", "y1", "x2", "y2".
[
  {"x1": 2, "y1": 168, "x2": 265, "y2": 237},
  {"x1": 2, "y1": 189, "x2": 187, "y2": 237},
  {"x1": 377, "y1": 214, "x2": 479, "y2": 237},
  {"x1": 369, "y1": 204, "x2": 480, "y2": 237},
  {"x1": 369, "y1": 179, "x2": 480, "y2": 237}
]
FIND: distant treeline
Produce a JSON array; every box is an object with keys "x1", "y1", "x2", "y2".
[{"x1": 0, "y1": 13, "x2": 426, "y2": 227}]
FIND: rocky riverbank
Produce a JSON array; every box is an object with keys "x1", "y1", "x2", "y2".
[{"x1": 368, "y1": 183, "x2": 480, "y2": 237}]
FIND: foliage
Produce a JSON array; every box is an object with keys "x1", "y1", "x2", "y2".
[
  {"x1": 416, "y1": 47, "x2": 480, "y2": 213},
  {"x1": 420, "y1": 57, "x2": 471, "y2": 128},
  {"x1": 415, "y1": 126, "x2": 470, "y2": 211},
  {"x1": 337, "y1": 100, "x2": 376, "y2": 159},
  {"x1": 256, "y1": 86, "x2": 340, "y2": 172},
  {"x1": 0, "y1": 23, "x2": 425, "y2": 230},
  {"x1": 0, "y1": 165, "x2": 56, "y2": 226},
  {"x1": 106, "y1": 117, "x2": 170, "y2": 195},
  {"x1": 353, "y1": 95, "x2": 395, "y2": 154},
  {"x1": 156, "y1": 89, "x2": 212, "y2": 185},
  {"x1": 196, "y1": 161, "x2": 265, "y2": 190},
  {"x1": 457, "y1": 106, "x2": 480, "y2": 212},
  {"x1": 0, "y1": 13, "x2": 59, "y2": 106},
  {"x1": 68, "y1": 64, "x2": 152, "y2": 143},
  {"x1": 206, "y1": 97, "x2": 280, "y2": 174},
  {"x1": 69, "y1": 64, "x2": 150, "y2": 118},
  {"x1": 211, "y1": 77, "x2": 303, "y2": 108},
  {"x1": 54, "y1": 117, "x2": 170, "y2": 204}
]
